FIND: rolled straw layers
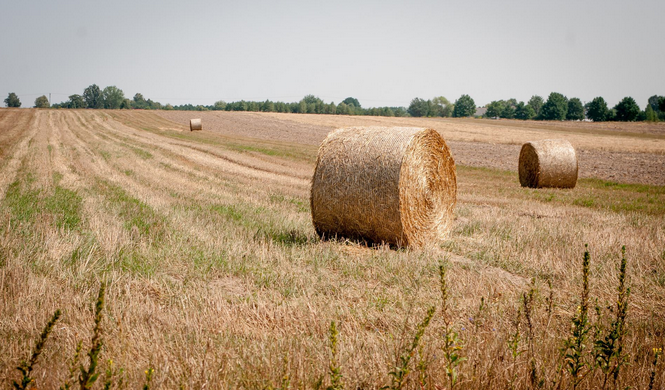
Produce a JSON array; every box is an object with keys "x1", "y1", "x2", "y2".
[
  {"x1": 518, "y1": 139, "x2": 578, "y2": 188},
  {"x1": 310, "y1": 126, "x2": 457, "y2": 247},
  {"x1": 190, "y1": 118, "x2": 202, "y2": 131}
]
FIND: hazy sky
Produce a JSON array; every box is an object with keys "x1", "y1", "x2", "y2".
[{"x1": 1, "y1": 0, "x2": 663, "y2": 108}]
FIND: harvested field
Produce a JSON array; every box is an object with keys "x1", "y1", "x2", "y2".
[
  {"x1": 1, "y1": 108, "x2": 664, "y2": 389},
  {"x1": 156, "y1": 110, "x2": 665, "y2": 185}
]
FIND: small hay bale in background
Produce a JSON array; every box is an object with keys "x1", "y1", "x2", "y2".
[
  {"x1": 310, "y1": 126, "x2": 457, "y2": 248},
  {"x1": 190, "y1": 118, "x2": 202, "y2": 131},
  {"x1": 518, "y1": 139, "x2": 578, "y2": 188}
]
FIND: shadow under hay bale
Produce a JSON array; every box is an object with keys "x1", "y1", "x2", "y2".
[
  {"x1": 518, "y1": 139, "x2": 578, "y2": 188},
  {"x1": 190, "y1": 118, "x2": 202, "y2": 131},
  {"x1": 310, "y1": 126, "x2": 457, "y2": 248}
]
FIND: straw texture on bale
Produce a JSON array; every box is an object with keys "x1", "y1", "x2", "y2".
[
  {"x1": 310, "y1": 126, "x2": 457, "y2": 247},
  {"x1": 190, "y1": 118, "x2": 202, "y2": 131},
  {"x1": 518, "y1": 139, "x2": 578, "y2": 188}
]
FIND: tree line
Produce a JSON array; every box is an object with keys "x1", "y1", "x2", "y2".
[{"x1": 4, "y1": 85, "x2": 665, "y2": 123}]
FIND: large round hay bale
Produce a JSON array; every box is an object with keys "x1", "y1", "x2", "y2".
[
  {"x1": 190, "y1": 118, "x2": 202, "y2": 131},
  {"x1": 310, "y1": 126, "x2": 457, "y2": 247},
  {"x1": 518, "y1": 139, "x2": 578, "y2": 188}
]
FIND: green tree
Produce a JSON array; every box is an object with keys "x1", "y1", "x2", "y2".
[
  {"x1": 34, "y1": 95, "x2": 50, "y2": 108},
  {"x1": 336, "y1": 102, "x2": 350, "y2": 115},
  {"x1": 645, "y1": 105, "x2": 658, "y2": 122},
  {"x1": 452, "y1": 94, "x2": 476, "y2": 117},
  {"x1": 485, "y1": 100, "x2": 505, "y2": 118},
  {"x1": 102, "y1": 86, "x2": 125, "y2": 109},
  {"x1": 432, "y1": 96, "x2": 453, "y2": 117},
  {"x1": 614, "y1": 97, "x2": 640, "y2": 121},
  {"x1": 342, "y1": 97, "x2": 361, "y2": 108},
  {"x1": 67, "y1": 94, "x2": 85, "y2": 108},
  {"x1": 527, "y1": 95, "x2": 544, "y2": 116},
  {"x1": 83, "y1": 84, "x2": 104, "y2": 109},
  {"x1": 539, "y1": 92, "x2": 568, "y2": 120},
  {"x1": 647, "y1": 95, "x2": 663, "y2": 113},
  {"x1": 585, "y1": 97, "x2": 608, "y2": 122},
  {"x1": 501, "y1": 99, "x2": 516, "y2": 119},
  {"x1": 4, "y1": 92, "x2": 21, "y2": 107},
  {"x1": 567, "y1": 98, "x2": 585, "y2": 120},
  {"x1": 213, "y1": 100, "x2": 227, "y2": 110},
  {"x1": 133, "y1": 93, "x2": 147, "y2": 109},
  {"x1": 515, "y1": 101, "x2": 536, "y2": 120},
  {"x1": 408, "y1": 98, "x2": 430, "y2": 117}
]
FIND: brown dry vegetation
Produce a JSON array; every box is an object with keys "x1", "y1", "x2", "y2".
[{"x1": 1, "y1": 108, "x2": 664, "y2": 389}]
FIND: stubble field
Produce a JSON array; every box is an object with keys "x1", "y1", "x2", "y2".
[{"x1": 1, "y1": 108, "x2": 664, "y2": 389}]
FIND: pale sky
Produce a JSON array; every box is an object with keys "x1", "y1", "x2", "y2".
[{"x1": 1, "y1": 0, "x2": 663, "y2": 108}]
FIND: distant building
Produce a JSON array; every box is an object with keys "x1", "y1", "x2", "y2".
[{"x1": 474, "y1": 107, "x2": 487, "y2": 117}]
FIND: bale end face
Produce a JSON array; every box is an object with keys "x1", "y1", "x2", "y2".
[{"x1": 518, "y1": 139, "x2": 578, "y2": 188}]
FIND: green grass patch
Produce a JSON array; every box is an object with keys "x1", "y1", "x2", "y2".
[
  {"x1": 458, "y1": 165, "x2": 665, "y2": 215},
  {"x1": 44, "y1": 186, "x2": 82, "y2": 230},
  {"x1": 95, "y1": 179, "x2": 166, "y2": 240},
  {"x1": 3, "y1": 179, "x2": 82, "y2": 230}
]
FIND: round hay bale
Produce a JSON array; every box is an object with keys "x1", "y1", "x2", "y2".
[
  {"x1": 518, "y1": 139, "x2": 578, "y2": 188},
  {"x1": 310, "y1": 126, "x2": 457, "y2": 248},
  {"x1": 190, "y1": 118, "x2": 202, "y2": 131}
]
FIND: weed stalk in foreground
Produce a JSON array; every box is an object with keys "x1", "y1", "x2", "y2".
[
  {"x1": 563, "y1": 245, "x2": 592, "y2": 390},
  {"x1": 79, "y1": 284, "x2": 106, "y2": 390},
  {"x1": 13, "y1": 309, "x2": 62, "y2": 390},
  {"x1": 327, "y1": 321, "x2": 343, "y2": 390},
  {"x1": 387, "y1": 306, "x2": 436, "y2": 390},
  {"x1": 594, "y1": 245, "x2": 630, "y2": 389},
  {"x1": 648, "y1": 348, "x2": 662, "y2": 390},
  {"x1": 439, "y1": 264, "x2": 466, "y2": 390}
]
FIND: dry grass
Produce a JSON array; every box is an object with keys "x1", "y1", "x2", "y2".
[{"x1": 1, "y1": 109, "x2": 664, "y2": 389}]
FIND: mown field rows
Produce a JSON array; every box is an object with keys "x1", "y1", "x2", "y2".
[{"x1": 1, "y1": 109, "x2": 664, "y2": 389}]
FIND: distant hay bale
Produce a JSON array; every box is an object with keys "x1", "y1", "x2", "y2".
[
  {"x1": 310, "y1": 126, "x2": 457, "y2": 247},
  {"x1": 190, "y1": 118, "x2": 202, "y2": 131},
  {"x1": 518, "y1": 139, "x2": 578, "y2": 188}
]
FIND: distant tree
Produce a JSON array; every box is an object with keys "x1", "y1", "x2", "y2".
[
  {"x1": 566, "y1": 98, "x2": 585, "y2": 120},
  {"x1": 83, "y1": 84, "x2": 104, "y2": 109},
  {"x1": 614, "y1": 97, "x2": 640, "y2": 121},
  {"x1": 102, "y1": 86, "x2": 125, "y2": 109},
  {"x1": 485, "y1": 100, "x2": 505, "y2": 118},
  {"x1": 515, "y1": 101, "x2": 536, "y2": 120},
  {"x1": 408, "y1": 98, "x2": 430, "y2": 117},
  {"x1": 132, "y1": 93, "x2": 147, "y2": 109},
  {"x1": 452, "y1": 94, "x2": 476, "y2": 117},
  {"x1": 146, "y1": 99, "x2": 162, "y2": 110},
  {"x1": 213, "y1": 100, "x2": 227, "y2": 110},
  {"x1": 301, "y1": 95, "x2": 323, "y2": 105},
  {"x1": 4, "y1": 92, "x2": 21, "y2": 107},
  {"x1": 648, "y1": 95, "x2": 663, "y2": 112},
  {"x1": 527, "y1": 95, "x2": 544, "y2": 116},
  {"x1": 501, "y1": 99, "x2": 517, "y2": 119},
  {"x1": 432, "y1": 96, "x2": 453, "y2": 117},
  {"x1": 585, "y1": 97, "x2": 608, "y2": 122},
  {"x1": 66, "y1": 94, "x2": 85, "y2": 108},
  {"x1": 163, "y1": 103, "x2": 174, "y2": 111},
  {"x1": 539, "y1": 92, "x2": 568, "y2": 120},
  {"x1": 120, "y1": 99, "x2": 132, "y2": 109},
  {"x1": 261, "y1": 100, "x2": 275, "y2": 112},
  {"x1": 645, "y1": 105, "x2": 658, "y2": 122},
  {"x1": 342, "y1": 97, "x2": 361, "y2": 108},
  {"x1": 34, "y1": 95, "x2": 50, "y2": 108}
]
